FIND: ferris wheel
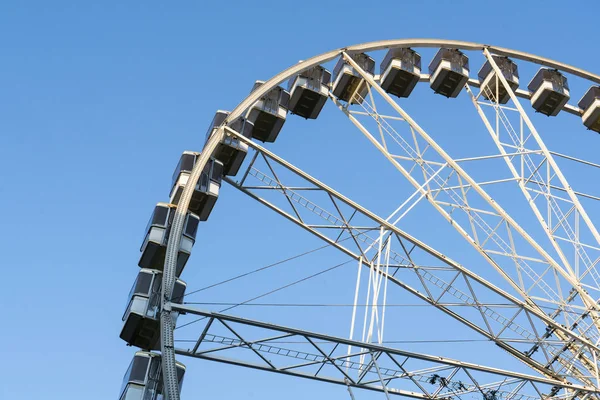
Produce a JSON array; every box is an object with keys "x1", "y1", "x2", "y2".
[{"x1": 116, "y1": 39, "x2": 600, "y2": 400}]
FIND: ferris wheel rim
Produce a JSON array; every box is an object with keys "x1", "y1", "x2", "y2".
[
  {"x1": 159, "y1": 38, "x2": 600, "y2": 400},
  {"x1": 223, "y1": 38, "x2": 600, "y2": 126}
]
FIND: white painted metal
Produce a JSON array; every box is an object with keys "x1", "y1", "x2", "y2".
[
  {"x1": 473, "y1": 48, "x2": 600, "y2": 327},
  {"x1": 223, "y1": 129, "x2": 600, "y2": 384},
  {"x1": 338, "y1": 51, "x2": 585, "y2": 309},
  {"x1": 158, "y1": 39, "x2": 600, "y2": 399},
  {"x1": 332, "y1": 52, "x2": 600, "y2": 384},
  {"x1": 172, "y1": 307, "x2": 600, "y2": 399},
  {"x1": 464, "y1": 51, "x2": 600, "y2": 383}
]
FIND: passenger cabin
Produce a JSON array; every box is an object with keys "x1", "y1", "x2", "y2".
[
  {"x1": 527, "y1": 68, "x2": 570, "y2": 116},
  {"x1": 246, "y1": 81, "x2": 290, "y2": 142},
  {"x1": 288, "y1": 66, "x2": 331, "y2": 119},
  {"x1": 120, "y1": 269, "x2": 186, "y2": 350},
  {"x1": 119, "y1": 351, "x2": 185, "y2": 400},
  {"x1": 478, "y1": 55, "x2": 519, "y2": 104},
  {"x1": 170, "y1": 151, "x2": 224, "y2": 221},
  {"x1": 428, "y1": 48, "x2": 469, "y2": 98},
  {"x1": 380, "y1": 48, "x2": 421, "y2": 98},
  {"x1": 578, "y1": 86, "x2": 600, "y2": 133},
  {"x1": 205, "y1": 111, "x2": 252, "y2": 176},
  {"x1": 331, "y1": 53, "x2": 375, "y2": 104},
  {"x1": 138, "y1": 203, "x2": 200, "y2": 277}
]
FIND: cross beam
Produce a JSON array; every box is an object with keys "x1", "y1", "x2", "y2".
[
  {"x1": 221, "y1": 127, "x2": 600, "y2": 387},
  {"x1": 172, "y1": 306, "x2": 599, "y2": 400}
]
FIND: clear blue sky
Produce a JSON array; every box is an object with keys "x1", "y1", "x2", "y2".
[{"x1": 2, "y1": 1, "x2": 600, "y2": 399}]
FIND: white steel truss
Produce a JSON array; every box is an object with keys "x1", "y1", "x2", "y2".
[
  {"x1": 466, "y1": 50, "x2": 600, "y2": 351},
  {"x1": 154, "y1": 40, "x2": 600, "y2": 400},
  {"x1": 222, "y1": 128, "x2": 600, "y2": 388},
  {"x1": 330, "y1": 53, "x2": 600, "y2": 379},
  {"x1": 172, "y1": 306, "x2": 600, "y2": 400}
]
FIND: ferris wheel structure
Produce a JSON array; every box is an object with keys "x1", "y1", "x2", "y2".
[{"x1": 117, "y1": 39, "x2": 600, "y2": 400}]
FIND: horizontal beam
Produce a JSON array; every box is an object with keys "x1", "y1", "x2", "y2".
[
  {"x1": 175, "y1": 351, "x2": 427, "y2": 399},
  {"x1": 172, "y1": 306, "x2": 599, "y2": 398}
]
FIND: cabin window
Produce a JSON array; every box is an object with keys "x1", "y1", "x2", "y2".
[
  {"x1": 145, "y1": 206, "x2": 169, "y2": 235},
  {"x1": 206, "y1": 112, "x2": 229, "y2": 142},
  {"x1": 177, "y1": 366, "x2": 185, "y2": 386},
  {"x1": 125, "y1": 272, "x2": 153, "y2": 310},
  {"x1": 171, "y1": 154, "x2": 196, "y2": 187},
  {"x1": 211, "y1": 161, "x2": 223, "y2": 182},
  {"x1": 133, "y1": 272, "x2": 153, "y2": 296},
  {"x1": 184, "y1": 216, "x2": 199, "y2": 239},
  {"x1": 119, "y1": 383, "x2": 144, "y2": 400},
  {"x1": 200, "y1": 172, "x2": 209, "y2": 191},
  {"x1": 129, "y1": 356, "x2": 150, "y2": 383},
  {"x1": 172, "y1": 281, "x2": 186, "y2": 303},
  {"x1": 120, "y1": 356, "x2": 149, "y2": 397}
]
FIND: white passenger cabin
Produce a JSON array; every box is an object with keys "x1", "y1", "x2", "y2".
[
  {"x1": 206, "y1": 111, "x2": 252, "y2": 176},
  {"x1": 478, "y1": 55, "x2": 519, "y2": 104},
  {"x1": 331, "y1": 53, "x2": 375, "y2": 104},
  {"x1": 170, "y1": 152, "x2": 224, "y2": 221},
  {"x1": 380, "y1": 48, "x2": 421, "y2": 98},
  {"x1": 119, "y1": 351, "x2": 185, "y2": 400},
  {"x1": 428, "y1": 48, "x2": 469, "y2": 98},
  {"x1": 288, "y1": 65, "x2": 331, "y2": 119},
  {"x1": 527, "y1": 68, "x2": 570, "y2": 116},
  {"x1": 138, "y1": 203, "x2": 199, "y2": 277},
  {"x1": 120, "y1": 269, "x2": 186, "y2": 350},
  {"x1": 247, "y1": 81, "x2": 290, "y2": 142},
  {"x1": 578, "y1": 86, "x2": 600, "y2": 133}
]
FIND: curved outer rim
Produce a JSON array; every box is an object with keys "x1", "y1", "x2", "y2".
[
  {"x1": 161, "y1": 38, "x2": 600, "y2": 399},
  {"x1": 224, "y1": 38, "x2": 600, "y2": 125}
]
